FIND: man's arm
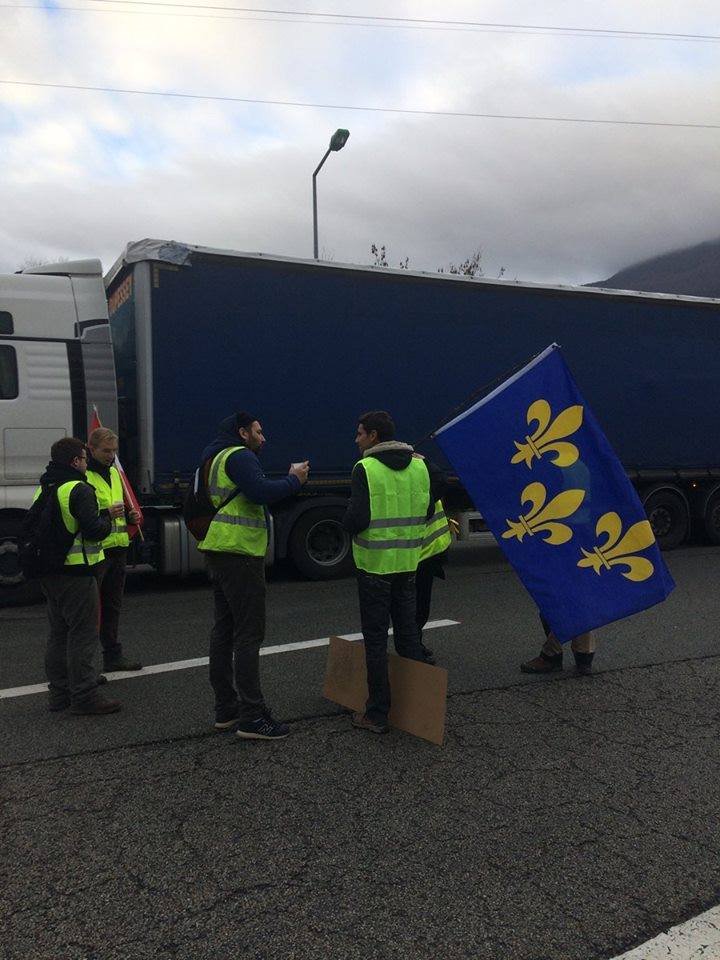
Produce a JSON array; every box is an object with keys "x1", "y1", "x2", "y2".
[
  {"x1": 342, "y1": 464, "x2": 370, "y2": 534},
  {"x1": 416, "y1": 457, "x2": 450, "y2": 519},
  {"x1": 69, "y1": 484, "x2": 112, "y2": 542},
  {"x1": 427, "y1": 460, "x2": 450, "y2": 504},
  {"x1": 225, "y1": 449, "x2": 301, "y2": 505}
]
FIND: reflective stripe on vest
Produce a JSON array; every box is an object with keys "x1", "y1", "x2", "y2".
[
  {"x1": 86, "y1": 465, "x2": 129, "y2": 549},
  {"x1": 420, "y1": 500, "x2": 452, "y2": 562},
  {"x1": 56, "y1": 481, "x2": 105, "y2": 567},
  {"x1": 198, "y1": 446, "x2": 268, "y2": 557},
  {"x1": 352, "y1": 456, "x2": 430, "y2": 574}
]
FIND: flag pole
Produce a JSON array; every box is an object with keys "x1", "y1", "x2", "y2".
[
  {"x1": 118, "y1": 469, "x2": 145, "y2": 542},
  {"x1": 414, "y1": 347, "x2": 551, "y2": 449}
]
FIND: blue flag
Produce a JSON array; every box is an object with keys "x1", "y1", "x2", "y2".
[{"x1": 434, "y1": 344, "x2": 675, "y2": 642}]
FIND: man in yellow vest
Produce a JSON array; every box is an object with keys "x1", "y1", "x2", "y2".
[
  {"x1": 197, "y1": 412, "x2": 309, "y2": 739},
  {"x1": 87, "y1": 427, "x2": 143, "y2": 673},
  {"x1": 343, "y1": 411, "x2": 444, "y2": 734},
  {"x1": 32, "y1": 437, "x2": 121, "y2": 714}
]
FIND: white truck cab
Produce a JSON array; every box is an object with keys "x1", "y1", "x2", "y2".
[{"x1": 0, "y1": 260, "x2": 118, "y2": 598}]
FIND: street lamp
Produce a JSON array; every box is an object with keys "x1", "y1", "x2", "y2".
[{"x1": 312, "y1": 128, "x2": 350, "y2": 260}]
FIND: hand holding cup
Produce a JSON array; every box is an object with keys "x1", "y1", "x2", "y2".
[{"x1": 289, "y1": 461, "x2": 310, "y2": 484}]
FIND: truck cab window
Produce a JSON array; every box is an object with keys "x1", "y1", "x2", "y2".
[
  {"x1": 0, "y1": 345, "x2": 18, "y2": 398},
  {"x1": 0, "y1": 311, "x2": 13, "y2": 334}
]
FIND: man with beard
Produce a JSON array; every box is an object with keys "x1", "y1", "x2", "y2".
[{"x1": 198, "y1": 412, "x2": 309, "y2": 739}]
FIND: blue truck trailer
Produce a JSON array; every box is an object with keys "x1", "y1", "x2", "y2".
[
  {"x1": 102, "y1": 239, "x2": 720, "y2": 578},
  {"x1": 1, "y1": 238, "x2": 718, "y2": 601}
]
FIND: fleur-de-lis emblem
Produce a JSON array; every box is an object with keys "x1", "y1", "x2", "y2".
[
  {"x1": 502, "y1": 482, "x2": 585, "y2": 544},
  {"x1": 511, "y1": 399, "x2": 584, "y2": 469},
  {"x1": 577, "y1": 512, "x2": 656, "y2": 582}
]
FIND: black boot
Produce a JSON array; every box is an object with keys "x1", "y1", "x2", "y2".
[{"x1": 573, "y1": 651, "x2": 594, "y2": 676}]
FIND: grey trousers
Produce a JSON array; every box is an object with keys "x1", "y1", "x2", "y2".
[
  {"x1": 40, "y1": 574, "x2": 100, "y2": 706},
  {"x1": 95, "y1": 547, "x2": 128, "y2": 663},
  {"x1": 206, "y1": 553, "x2": 266, "y2": 722}
]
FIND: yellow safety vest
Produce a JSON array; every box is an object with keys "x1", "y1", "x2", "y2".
[
  {"x1": 352, "y1": 456, "x2": 430, "y2": 574},
  {"x1": 86, "y1": 464, "x2": 129, "y2": 549},
  {"x1": 54, "y1": 481, "x2": 105, "y2": 567},
  {"x1": 198, "y1": 446, "x2": 268, "y2": 557},
  {"x1": 420, "y1": 500, "x2": 453, "y2": 562}
]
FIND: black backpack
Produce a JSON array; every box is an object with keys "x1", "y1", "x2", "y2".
[
  {"x1": 182, "y1": 457, "x2": 241, "y2": 541},
  {"x1": 19, "y1": 485, "x2": 75, "y2": 579}
]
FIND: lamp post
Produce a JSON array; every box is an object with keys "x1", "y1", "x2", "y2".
[{"x1": 312, "y1": 128, "x2": 350, "y2": 259}]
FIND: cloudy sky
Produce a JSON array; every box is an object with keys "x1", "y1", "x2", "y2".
[{"x1": 2, "y1": 0, "x2": 719, "y2": 282}]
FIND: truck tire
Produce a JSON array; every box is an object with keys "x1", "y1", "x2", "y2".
[
  {"x1": 0, "y1": 519, "x2": 42, "y2": 606},
  {"x1": 288, "y1": 507, "x2": 354, "y2": 580},
  {"x1": 642, "y1": 488, "x2": 689, "y2": 550},
  {"x1": 703, "y1": 489, "x2": 720, "y2": 545}
]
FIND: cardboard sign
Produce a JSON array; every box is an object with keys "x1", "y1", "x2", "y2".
[{"x1": 323, "y1": 635, "x2": 448, "y2": 745}]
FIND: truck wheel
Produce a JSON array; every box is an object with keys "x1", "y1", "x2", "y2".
[
  {"x1": 703, "y1": 489, "x2": 720, "y2": 545},
  {"x1": 642, "y1": 488, "x2": 689, "y2": 550},
  {"x1": 288, "y1": 507, "x2": 354, "y2": 580},
  {"x1": 0, "y1": 520, "x2": 42, "y2": 606}
]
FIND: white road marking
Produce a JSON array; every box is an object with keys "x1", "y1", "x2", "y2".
[
  {"x1": 0, "y1": 619, "x2": 460, "y2": 701},
  {"x1": 613, "y1": 903, "x2": 720, "y2": 959}
]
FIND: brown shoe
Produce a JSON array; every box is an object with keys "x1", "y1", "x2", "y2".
[
  {"x1": 520, "y1": 652, "x2": 563, "y2": 674},
  {"x1": 70, "y1": 697, "x2": 122, "y2": 716},
  {"x1": 351, "y1": 712, "x2": 389, "y2": 734}
]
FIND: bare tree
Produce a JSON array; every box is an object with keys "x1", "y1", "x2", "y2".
[
  {"x1": 370, "y1": 244, "x2": 409, "y2": 270},
  {"x1": 370, "y1": 243, "x2": 506, "y2": 278},
  {"x1": 438, "y1": 249, "x2": 483, "y2": 278}
]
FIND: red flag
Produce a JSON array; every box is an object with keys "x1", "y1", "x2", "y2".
[
  {"x1": 89, "y1": 405, "x2": 144, "y2": 540},
  {"x1": 89, "y1": 406, "x2": 101, "y2": 435},
  {"x1": 115, "y1": 452, "x2": 144, "y2": 540}
]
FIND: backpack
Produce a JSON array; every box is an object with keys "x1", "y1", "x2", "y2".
[
  {"x1": 19, "y1": 485, "x2": 75, "y2": 579},
  {"x1": 182, "y1": 456, "x2": 241, "y2": 541}
]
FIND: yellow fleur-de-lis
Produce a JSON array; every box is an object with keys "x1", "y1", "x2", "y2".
[
  {"x1": 511, "y1": 399, "x2": 584, "y2": 469},
  {"x1": 502, "y1": 482, "x2": 585, "y2": 545},
  {"x1": 577, "y1": 512, "x2": 656, "y2": 582}
]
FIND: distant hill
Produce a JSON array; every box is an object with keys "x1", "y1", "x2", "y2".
[{"x1": 589, "y1": 238, "x2": 720, "y2": 299}]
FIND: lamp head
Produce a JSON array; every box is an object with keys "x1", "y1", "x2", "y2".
[{"x1": 329, "y1": 129, "x2": 350, "y2": 151}]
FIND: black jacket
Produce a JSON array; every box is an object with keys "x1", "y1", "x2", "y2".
[
  {"x1": 342, "y1": 441, "x2": 449, "y2": 535},
  {"x1": 37, "y1": 461, "x2": 112, "y2": 575}
]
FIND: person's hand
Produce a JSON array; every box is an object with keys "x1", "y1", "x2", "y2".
[
  {"x1": 108, "y1": 503, "x2": 125, "y2": 519},
  {"x1": 289, "y1": 461, "x2": 310, "y2": 484},
  {"x1": 128, "y1": 508, "x2": 141, "y2": 524},
  {"x1": 412, "y1": 452, "x2": 426, "y2": 460}
]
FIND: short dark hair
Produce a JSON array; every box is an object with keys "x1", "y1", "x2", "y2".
[
  {"x1": 51, "y1": 437, "x2": 87, "y2": 466},
  {"x1": 358, "y1": 410, "x2": 395, "y2": 442},
  {"x1": 235, "y1": 411, "x2": 257, "y2": 431}
]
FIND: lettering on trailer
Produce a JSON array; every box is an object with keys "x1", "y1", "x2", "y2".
[{"x1": 107, "y1": 275, "x2": 133, "y2": 315}]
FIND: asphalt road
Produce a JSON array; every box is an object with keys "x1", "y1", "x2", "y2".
[{"x1": 1, "y1": 542, "x2": 720, "y2": 959}]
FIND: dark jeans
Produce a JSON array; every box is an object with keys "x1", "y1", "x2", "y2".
[
  {"x1": 357, "y1": 569, "x2": 425, "y2": 723},
  {"x1": 40, "y1": 574, "x2": 100, "y2": 706},
  {"x1": 206, "y1": 552, "x2": 266, "y2": 722},
  {"x1": 415, "y1": 551, "x2": 448, "y2": 634},
  {"x1": 95, "y1": 547, "x2": 128, "y2": 663}
]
